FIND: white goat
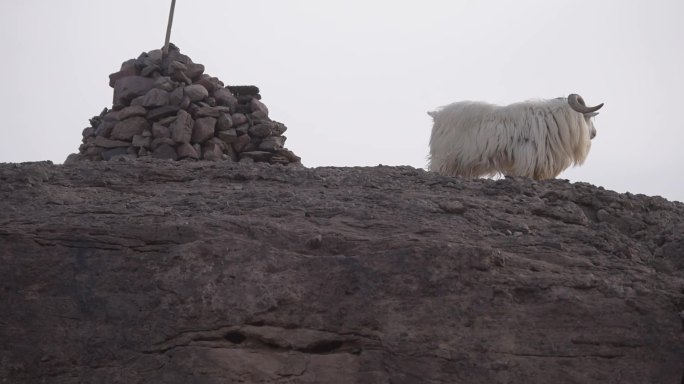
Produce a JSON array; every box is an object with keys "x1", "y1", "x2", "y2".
[{"x1": 427, "y1": 94, "x2": 603, "y2": 180}]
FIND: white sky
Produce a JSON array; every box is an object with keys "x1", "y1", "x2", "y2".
[{"x1": 1, "y1": 0, "x2": 683, "y2": 202}]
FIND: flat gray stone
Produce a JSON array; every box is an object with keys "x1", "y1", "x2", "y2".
[
  {"x1": 250, "y1": 99, "x2": 269, "y2": 115},
  {"x1": 240, "y1": 151, "x2": 273, "y2": 163},
  {"x1": 195, "y1": 107, "x2": 222, "y2": 118},
  {"x1": 214, "y1": 88, "x2": 238, "y2": 109},
  {"x1": 102, "y1": 147, "x2": 131, "y2": 161},
  {"x1": 147, "y1": 105, "x2": 180, "y2": 121},
  {"x1": 94, "y1": 136, "x2": 131, "y2": 149}
]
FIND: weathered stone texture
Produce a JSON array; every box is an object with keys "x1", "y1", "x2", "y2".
[{"x1": 1, "y1": 161, "x2": 682, "y2": 383}]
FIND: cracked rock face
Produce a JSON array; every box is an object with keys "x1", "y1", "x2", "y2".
[
  {"x1": 66, "y1": 44, "x2": 300, "y2": 166},
  {"x1": 0, "y1": 160, "x2": 683, "y2": 383}
]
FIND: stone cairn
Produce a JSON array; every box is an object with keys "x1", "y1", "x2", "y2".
[{"x1": 66, "y1": 44, "x2": 301, "y2": 165}]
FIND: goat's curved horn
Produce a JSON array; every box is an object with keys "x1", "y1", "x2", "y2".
[{"x1": 568, "y1": 93, "x2": 604, "y2": 114}]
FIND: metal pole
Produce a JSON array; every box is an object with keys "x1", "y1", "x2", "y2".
[{"x1": 163, "y1": 0, "x2": 177, "y2": 55}]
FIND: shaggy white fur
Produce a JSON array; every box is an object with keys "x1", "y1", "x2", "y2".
[{"x1": 427, "y1": 97, "x2": 597, "y2": 180}]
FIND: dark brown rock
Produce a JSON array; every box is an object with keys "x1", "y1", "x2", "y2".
[
  {"x1": 184, "y1": 84, "x2": 209, "y2": 102},
  {"x1": 185, "y1": 63, "x2": 205, "y2": 80},
  {"x1": 272, "y1": 122, "x2": 287, "y2": 136},
  {"x1": 169, "y1": 86, "x2": 184, "y2": 106},
  {"x1": 228, "y1": 85, "x2": 260, "y2": 95},
  {"x1": 214, "y1": 88, "x2": 238, "y2": 109},
  {"x1": 152, "y1": 123, "x2": 171, "y2": 139},
  {"x1": 258, "y1": 136, "x2": 285, "y2": 152},
  {"x1": 250, "y1": 110, "x2": 270, "y2": 124},
  {"x1": 81, "y1": 127, "x2": 95, "y2": 138},
  {"x1": 248, "y1": 123, "x2": 272, "y2": 138},
  {"x1": 110, "y1": 116, "x2": 150, "y2": 141},
  {"x1": 93, "y1": 136, "x2": 132, "y2": 148},
  {"x1": 201, "y1": 142, "x2": 223, "y2": 160},
  {"x1": 142, "y1": 88, "x2": 170, "y2": 108},
  {"x1": 151, "y1": 144, "x2": 178, "y2": 160},
  {"x1": 194, "y1": 106, "x2": 222, "y2": 118},
  {"x1": 191, "y1": 117, "x2": 217, "y2": 144},
  {"x1": 150, "y1": 137, "x2": 176, "y2": 150},
  {"x1": 250, "y1": 98, "x2": 269, "y2": 115},
  {"x1": 231, "y1": 113, "x2": 248, "y2": 126},
  {"x1": 217, "y1": 129, "x2": 238, "y2": 144},
  {"x1": 95, "y1": 121, "x2": 115, "y2": 137},
  {"x1": 232, "y1": 134, "x2": 252, "y2": 153},
  {"x1": 107, "y1": 105, "x2": 148, "y2": 121},
  {"x1": 235, "y1": 123, "x2": 250, "y2": 136},
  {"x1": 129, "y1": 95, "x2": 145, "y2": 107},
  {"x1": 196, "y1": 75, "x2": 223, "y2": 95},
  {"x1": 276, "y1": 148, "x2": 301, "y2": 164},
  {"x1": 176, "y1": 142, "x2": 199, "y2": 160},
  {"x1": 108, "y1": 65, "x2": 138, "y2": 88},
  {"x1": 140, "y1": 64, "x2": 160, "y2": 77},
  {"x1": 147, "y1": 105, "x2": 180, "y2": 122},
  {"x1": 153, "y1": 76, "x2": 175, "y2": 92},
  {"x1": 170, "y1": 110, "x2": 193, "y2": 143},
  {"x1": 112, "y1": 76, "x2": 156, "y2": 107},
  {"x1": 240, "y1": 150, "x2": 273, "y2": 162},
  {"x1": 131, "y1": 135, "x2": 151, "y2": 149}
]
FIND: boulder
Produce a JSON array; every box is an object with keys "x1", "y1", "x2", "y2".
[
  {"x1": 191, "y1": 117, "x2": 217, "y2": 144},
  {"x1": 170, "y1": 110, "x2": 193, "y2": 143},
  {"x1": 142, "y1": 88, "x2": 170, "y2": 108},
  {"x1": 176, "y1": 142, "x2": 199, "y2": 160},
  {"x1": 113, "y1": 76, "x2": 156, "y2": 107},
  {"x1": 151, "y1": 143, "x2": 178, "y2": 160},
  {"x1": 184, "y1": 84, "x2": 209, "y2": 102},
  {"x1": 110, "y1": 117, "x2": 150, "y2": 141}
]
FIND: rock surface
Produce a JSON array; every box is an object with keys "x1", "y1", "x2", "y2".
[{"x1": 0, "y1": 160, "x2": 683, "y2": 383}]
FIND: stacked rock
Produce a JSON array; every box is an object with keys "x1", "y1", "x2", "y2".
[{"x1": 66, "y1": 44, "x2": 301, "y2": 165}]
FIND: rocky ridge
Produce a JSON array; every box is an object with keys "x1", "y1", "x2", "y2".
[
  {"x1": 66, "y1": 44, "x2": 300, "y2": 165},
  {"x1": 0, "y1": 160, "x2": 683, "y2": 383}
]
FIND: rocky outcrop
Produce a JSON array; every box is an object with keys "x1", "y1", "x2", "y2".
[
  {"x1": 0, "y1": 160, "x2": 683, "y2": 383},
  {"x1": 66, "y1": 44, "x2": 300, "y2": 165}
]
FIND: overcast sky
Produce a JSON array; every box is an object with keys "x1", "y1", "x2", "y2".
[{"x1": 1, "y1": 0, "x2": 683, "y2": 202}]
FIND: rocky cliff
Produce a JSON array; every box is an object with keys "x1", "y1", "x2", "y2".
[{"x1": 1, "y1": 160, "x2": 682, "y2": 383}]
